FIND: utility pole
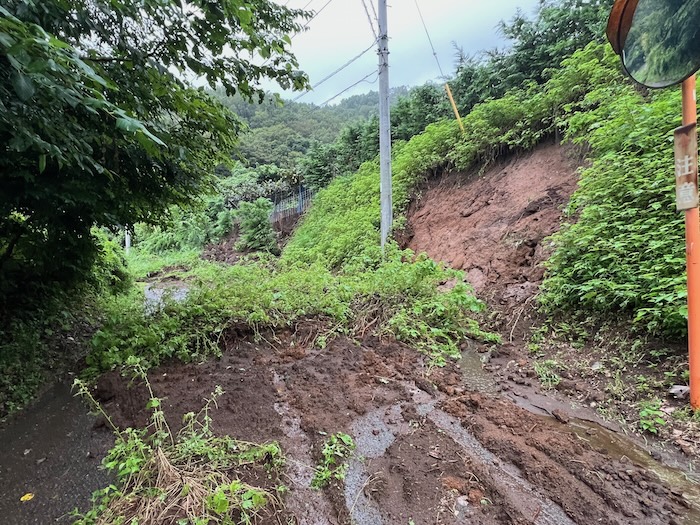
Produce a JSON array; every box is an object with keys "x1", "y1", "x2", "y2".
[{"x1": 378, "y1": 0, "x2": 391, "y2": 250}]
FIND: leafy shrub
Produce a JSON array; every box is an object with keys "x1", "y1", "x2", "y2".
[
  {"x1": 134, "y1": 194, "x2": 236, "y2": 256},
  {"x1": 311, "y1": 433, "x2": 355, "y2": 489},
  {"x1": 540, "y1": 44, "x2": 688, "y2": 337},
  {"x1": 91, "y1": 228, "x2": 132, "y2": 294},
  {"x1": 236, "y1": 198, "x2": 277, "y2": 253},
  {"x1": 638, "y1": 400, "x2": 666, "y2": 434}
]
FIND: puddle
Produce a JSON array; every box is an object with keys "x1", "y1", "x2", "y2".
[
  {"x1": 458, "y1": 348, "x2": 499, "y2": 394},
  {"x1": 568, "y1": 418, "x2": 700, "y2": 525},
  {"x1": 344, "y1": 405, "x2": 410, "y2": 525},
  {"x1": 270, "y1": 371, "x2": 335, "y2": 525},
  {"x1": 144, "y1": 284, "x2": 189, "y2": 313}
]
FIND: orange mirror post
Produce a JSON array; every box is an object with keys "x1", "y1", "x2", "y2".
[{"x1": 681, "y1": 76, "x2": 700, "y2": 410}]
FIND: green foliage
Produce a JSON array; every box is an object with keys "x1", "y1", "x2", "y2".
[
  {"x1": 1, "y1": 0, "x2": 309, "y2": 308},
  {"x1": 284, "y1": 120, "x2": 461, "y2": 269},
  {"x1": 0, "y1": 229, "x2": 130, "y2": 417},
  {"x1": 533, "y1": 359, "x2": 562, "y2": 389},
  {"x1": 638, "y1": 400, "x2": 667, "y2": 434},
  {"x1": 87, "y1": 249, "x2": 494, "y2": 375},
  {"x1": 297, "y1": 116, "x2": 381, "y2": 192},
  {"x1": 215, "y1": 89, "x2": 396, "y2": 168},
  {"x1": 72, "y1": 374, "x2": 282, "y2": 525},
  {"x1": 491, "y1": 0, "x2": 612, "y2": 91},
  {"x1": 311, "y1": 433, "x2": 355, "y2": 489},
  {"x1": 540, "y1": 44, "x2": 688, "y2": 337},
  {"x1": 91, "y1": 229, "x2": 132, "y2": 294},
  {"x1": 391, "y1": 84, "x2": 452, "y2": 142},
  {"x1": 236, "y1": 198, "x2": 277, "y2": 253}
]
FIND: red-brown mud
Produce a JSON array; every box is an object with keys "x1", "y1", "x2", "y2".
[
  {"x1": 403, "y1": 142, "x2": 578, "y2": 309},
  {"x1": 93, "y1": 326, "x2": 693, "y2": 525}
]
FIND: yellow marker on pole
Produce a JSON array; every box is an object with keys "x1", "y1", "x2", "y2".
[{"x1": 444, "y1": 83, "x2": 465, "y2": 135}]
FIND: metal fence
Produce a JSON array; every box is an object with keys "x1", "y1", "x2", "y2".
[{"x1": 269, "y1": 186, "x2": 315, "y2": 223}]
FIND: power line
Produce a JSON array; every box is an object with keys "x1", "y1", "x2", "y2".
[
  {"x1": 368, "y1": 0, "x2": 378, "y2": 25},
  {"x1": 320, "y1": 70, "x2": 378, "y2": 106},
  {"x1": 359, "y1": 0, "x2": 378, "y2": 39},
  {"x1": 304, "y1": 0, "x2": 335, "y2": 26},
  {"x1": 294, "y1": 39, "x2": 378, "y2": 101},
  {"x1": 414, "y1": 0, "x2": 445, "y2": 78}
]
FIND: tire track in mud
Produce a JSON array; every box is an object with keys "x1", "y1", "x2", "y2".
[{"x1": 96, "y1": 332, "x2": 694, "y2": 525}]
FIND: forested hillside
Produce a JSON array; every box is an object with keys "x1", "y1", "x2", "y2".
[{"x1": 216, "y1": 89, "x2": 403, "y2": 167}]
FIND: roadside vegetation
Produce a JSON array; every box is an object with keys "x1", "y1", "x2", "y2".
[{"x1": 73, "y1": 369, "x2": 285, "y2": 525}]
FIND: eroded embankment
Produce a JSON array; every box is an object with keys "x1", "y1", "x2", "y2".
[
  {"x1": 403, "y1": 142, "x2": 578, "y2": 310},
  {"x1": 90, "y1": 327, "x2": 693, "y2": 525}
]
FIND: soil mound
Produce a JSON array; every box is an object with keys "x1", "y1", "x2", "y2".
[
  {"x1": 403, "y1": 143, "x2": 578, "y2": 307},
  {"x1": 90, "y1": 327, "x2": 690, "y2": 525}
]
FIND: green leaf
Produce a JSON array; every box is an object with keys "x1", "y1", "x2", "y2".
[{"x1": 12, "y1": 71, "x2": 34, "y2": 101}]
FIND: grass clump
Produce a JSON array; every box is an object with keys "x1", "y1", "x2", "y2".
[
  {"x1": 311, "y1": 433, "x2": 355, "y2": 489},
  {"x1": 73, "y1": 366, "x2": 283, "y2": 525},
  {"x1": 87, "y1": 251, "x2": 496, "y2": 375}
]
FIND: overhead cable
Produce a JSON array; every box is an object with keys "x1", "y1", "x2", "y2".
[
  {"x1": 414, "y1": 0, "x2": 445, "y2": 78},
  {"x1": 360, "y1": 0, "x2": 378, "y2": 39},
  {"x1": 304, "y1": 0, "x2": 335, "y2": 26},
  {"x1": 294, "y1": 39, "x2": 378, "y2": 101},
  {"x1": 320, "y1": 70, "x2": 378, "y2": 106}
]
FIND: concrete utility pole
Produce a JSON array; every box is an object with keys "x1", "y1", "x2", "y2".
[{"x1": 378, "y1": 0, "x2": 391, "y2": 250}]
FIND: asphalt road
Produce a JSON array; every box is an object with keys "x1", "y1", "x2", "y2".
[{"x1": 0, "y1": 382, "x2": 113, "y2": 524}]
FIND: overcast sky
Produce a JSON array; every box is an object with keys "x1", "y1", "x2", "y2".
[{"x1": 267, "y1": 0, "x2": 542, "y2": 105}]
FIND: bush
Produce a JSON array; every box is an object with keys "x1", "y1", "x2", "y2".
[
  {"x1": 235, "y1": 198, "x2": 277, "y2": 253},
  {"x1": 86, "y1": 249, "x2": 496, "y2": 375},
  {"x1": 540, "y1": 44, "x2": 688, "y2": 337},
  {"x1": 91, "y1": 229, "x2": 132, "y2": 294}
]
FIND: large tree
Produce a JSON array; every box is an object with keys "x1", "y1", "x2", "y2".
[{"x1": 0, "y1": 1, "x2": 309, "y2": 300}]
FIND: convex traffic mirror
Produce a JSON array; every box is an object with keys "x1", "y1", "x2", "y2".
[{"x1": 607, "y1": 0, "x2": 700, "y2": 88}]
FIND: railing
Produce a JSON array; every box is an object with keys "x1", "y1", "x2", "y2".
[{"x1": 269, "y1": 186, "x2": 315, "y2": 223}]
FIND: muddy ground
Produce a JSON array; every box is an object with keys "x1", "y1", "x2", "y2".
[
  {"x1": 90, "y1": 327, "x2": 696, "y2": 525},
  {"x1": 5, "y1": 143, "x2": 700, "y2": 524}
]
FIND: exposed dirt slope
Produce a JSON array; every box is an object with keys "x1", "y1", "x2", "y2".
[{"x1": 403, "y1": 142, "x2": 578, "y2": 307}]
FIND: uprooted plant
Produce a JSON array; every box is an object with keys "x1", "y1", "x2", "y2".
[{"x1": 72, "y1": 363, "x2": 285, "y2": 525}]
